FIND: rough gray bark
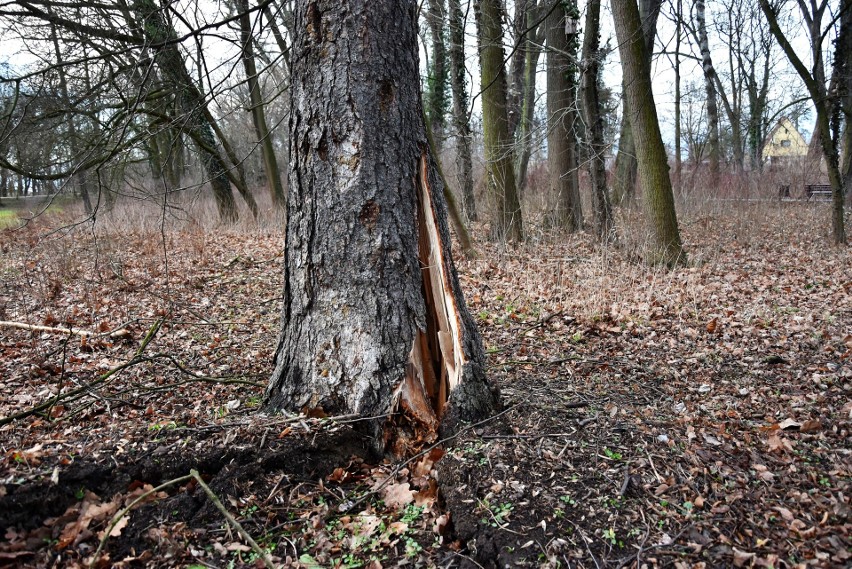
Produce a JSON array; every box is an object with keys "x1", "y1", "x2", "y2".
[
  {"x1": 239, "y1": 0, "x2": 286, "y2": 209},
  {"x1": 546, "y1": 1, "x2": 582, "y2": 231},
  {"x1": 266, "y1": 0, "x2": 499, "y2": 453},
  {"x1": 448, "y1": 0, "x2": 476, "y2": 221},
  {"x1": 695, "y1": 0, "x2": 720, "y2": 182},
  {"x1": 613, "y1": 0, "x2": 686, "y2": 266},
  {"x1": 612, "y1": 0, "x2": 661, "y2": 206},
  {"x1": 581, "y1": 0, "x2": 613, "y2": 239}
]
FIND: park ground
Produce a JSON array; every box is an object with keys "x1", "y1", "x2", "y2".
[{"x1": 0, "y1": 197, "x2": 850, "y2": 568}]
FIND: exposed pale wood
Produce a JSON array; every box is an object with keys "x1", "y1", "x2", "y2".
[{"x1": 0, "y1": 321, "x2": 130, "y2": 338}]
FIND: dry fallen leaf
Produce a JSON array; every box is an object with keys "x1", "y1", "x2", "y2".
[{"x1": 381, "y1": 482, "x2": 415, "y2": 509}]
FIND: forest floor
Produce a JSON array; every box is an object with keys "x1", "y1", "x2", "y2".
[{"x1": 0, "y1": 201, "x2": 849, "y2": 568}]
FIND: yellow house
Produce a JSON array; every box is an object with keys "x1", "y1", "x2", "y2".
[{"x1": 762, "y1": 117, "x2": 809, "y2": 165}]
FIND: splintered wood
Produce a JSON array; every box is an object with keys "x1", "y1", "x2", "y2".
[{"x1": 396, "y1": 153, "x2": 467, "y2": 435}]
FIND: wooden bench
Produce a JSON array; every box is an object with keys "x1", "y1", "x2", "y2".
[{"x1": 805, "y1": 184, "x2": 832, "y2": 201}]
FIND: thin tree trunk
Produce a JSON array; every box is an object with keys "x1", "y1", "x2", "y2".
[
  {"x1": 696, "y1": 0, "x2": 720, "y2": 183},
  {"x1": 50, "y1": 22, "x2": 93, "y2": 215},
  {"x1": 239, "y1": 0, "x2": 286, "y2": 209},
  {"x1": 475, "y1": 0, "x2": 523, "y2": 241},
  {"x1": 581, "y1": 0, "x2": 613, "y2": 239},
  {"x1": 760, "y1": 0, "x2": 845, "y2": 244},
  {"x1": 448, "y1": 0, "x2": 476, "y2": 221},
  {"x1": 546, "y1": 1, "x2": 582, "y2": 231},
  {"x1": 674, "y1": 0, "x2": 682, "y2": 191},
  {"x1": 425, "y1": 0, "x2": 449, "y2": 151},
  {"x1": 266, "y1": 0, "x2": 499, "y2": 453},
  {"x1": 515, "y1": 8, "x2": 544, "y2": 196},
  {"x1": 507, "y1": 0, "x2": 529, "y2": 139},
  {"x1": 134, "y1": 0, "x2": 238, "y2": 223},
  {"x1": 612, "y1": 0, "x2": 661, "y2": 206},
  {"x1": 613, "y1": 0, "x2": 686, "y2": 266}
]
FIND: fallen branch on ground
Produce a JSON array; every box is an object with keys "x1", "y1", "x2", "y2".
[{"x1": 0, "y1": 320, "x2": 131, "y2": 339}]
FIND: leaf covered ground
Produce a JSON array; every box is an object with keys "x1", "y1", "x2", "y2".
[{"x1": 0, "y1": 201, "x2": 849, "y2": 568}]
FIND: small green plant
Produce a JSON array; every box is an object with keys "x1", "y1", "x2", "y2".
[
  {"x1": 75, "y1": 487, "x2": 85, "y2": 500},
  {"x1": 559, "y1": 494, "x2": 577, "y2": 506},
  {"x1": 603, "y1": 527, "x2": 617, "y2": 546},
  {"x1": 401, "y1": 504, "x2": 423, "y2": 524},
  {"x1": 554, "y1": 508, "x2": 565, "y2": 519},
  {"x1": 603, "y1": 448, "x2": 622, "y2": 461},
  {"x1": 571, "y1": 331, "x2": 585, "y2": 343},
  {"x1": 404, "y1": 537, "x2": 422, "y2": 557}
]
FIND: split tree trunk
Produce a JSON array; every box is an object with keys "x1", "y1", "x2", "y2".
[
  {"x1": 613, "y1": 0, "x2": 686, "y2": 266},
  {"x1": 266, "y1": 0, "x2": 499, "y2": 454}
]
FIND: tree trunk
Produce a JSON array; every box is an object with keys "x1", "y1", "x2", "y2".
[
  {"x1": 760, "y1": 0, "x2": 845, "y2": 244},
  {"x1": 50, "y1": 22, "x2": 93, "y2": 215},
  {"x1": 581, "y1": 0, "x2": 613, "y2": 239},
  {"x1": 475, "y1": 0, "x2": 523, "y2": 241},
  {"x1": 239, "y1": 0, "x2": 286, "y2": 209},
  {"x1": 425, "y1": 0, "x2": 449, "y2": 151},
  {"x1": 507, "y1": 0, "x2": 530, "y2": 139},
  {"x1": 673, "y1": 0, "x2": 682, "y2": 191},
  {"x1": 695, "y1": 0, "x2": 720, "y2": 184},
  {"x1": 838, "y1": 0, "x2": 852, "y2": 206},
  {"x1": 546, "y1": 1, "x2": 582, "y2": 231},
  {"x1": 266, "y1": 0, "x2": 499, "y2": 454},
  {"x1": 612, "y1": 0, "x2": 661, "y2": 206},
  {"x1": 613, "y1": 0, "x2": 686, "y2": 266},
  {"x1": 134, "y1": 0, "x2": 239, "y2": 223},
  {"x1": 515, "y1": 6, "x2": 544, "y2": 196},
  {"x1": 448, "y1": 0, "x2": 476, "y2": 221}
]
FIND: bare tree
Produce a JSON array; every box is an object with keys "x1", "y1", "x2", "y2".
[{"x1": 760, "y1": 0, "x2": 846, "y2": 244}]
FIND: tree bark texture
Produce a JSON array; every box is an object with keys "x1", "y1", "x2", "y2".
[
  {"x1": 239, "y1": 0, "x2": 286, "y2": 209},
  {"x1": 695, "y1": 0, "x2": 720, "y2": 183},
  {"x1": 475, "y1": 0, "x2": 523, "y2": 241},
  {"x1": 448, "y1": 0, "x2": 476, "y2": 221},
  {"x1": 134, "y1": 0, "x2": 239, "y2": 223},
  {"x1": 266, "y1": 0, "x2": 499, "y2": 454},
  {"x1": 546, "y1": 1, "x2": 582, "y2": 231},
  {"x1": 581, "y1": 0, "x2": 613, "y2": 239},
  {"x1": 612, "y1": 0, "x2": 661, "y2": 206},
  {"x1": 613, "y1": 0, "x2": 686, "y2": 266}
]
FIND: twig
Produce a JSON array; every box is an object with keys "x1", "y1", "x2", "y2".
[
  {"x1": 0, "y1": 317, "x2": 165, "y2": 427},
  {"x1": 90, "y1": 474, "x2": 194, "y2": 567},
  {"x1": 190, "y1": 469, "x2": 276, "y2": 569},
  {"x1": 482, "y1": 431, "x2": 577, "y2": 440}
]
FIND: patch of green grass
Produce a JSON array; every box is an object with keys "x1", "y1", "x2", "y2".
[{"x1": 0, "y1": 209, "x2": 20, "y2": 229}]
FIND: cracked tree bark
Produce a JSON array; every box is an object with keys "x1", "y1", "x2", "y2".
[{"x1": 265, "y1": 0, "x2": 500, "y2": 454}]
